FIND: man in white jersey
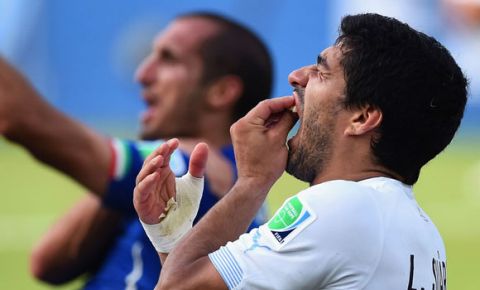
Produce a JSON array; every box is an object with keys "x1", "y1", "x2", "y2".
[{"x1": 133, "y1": 13, "x2": 467, "y2": 289}]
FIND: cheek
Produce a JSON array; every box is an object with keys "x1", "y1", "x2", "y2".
[
  {"x1": 165, "y1": 71, "x2": 201, "y2": 96},
  {"x1": 302, "y1": 93, "x2": 321, "y2": 122},
  {"x1": 159, "y1": 67, "x2": 189, "y2": 86},
  {"x1": 156, "y1": 70, "x2": 194, "y2": 101}
]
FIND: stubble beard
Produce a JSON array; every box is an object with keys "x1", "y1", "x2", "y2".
[{"x1": 286, "y1": 112, "x2": 335, "y2": 185}]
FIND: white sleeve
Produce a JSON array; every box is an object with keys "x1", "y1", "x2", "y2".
[{"x1": 208, "y1": 181, "x2": 385, "y2": 290}]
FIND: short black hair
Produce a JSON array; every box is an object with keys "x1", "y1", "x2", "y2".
[
  {"x1": 179, "y1": 12, "x2": 273, "y2": 121},
  {"x1": 337, "y1": 13, "x2": 468, "y2": 185}
]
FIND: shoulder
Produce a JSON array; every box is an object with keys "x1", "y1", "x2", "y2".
[
  {"x1": 290, "y1": 180, "x2": 384, "y2": 248},
  {"x1": 214, "y1": 180, "x2": 386, "y2": 289},
  {"x1": 299, "y1": 179, "x2": 380, "y2": 212},
  {"x1": 268, "y1": 179, "x2": 384, "y2": 240}
]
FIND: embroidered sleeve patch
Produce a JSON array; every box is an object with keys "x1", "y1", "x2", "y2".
[{"x1": 267, "y1": 195, "x2": 316, "y2": 246}]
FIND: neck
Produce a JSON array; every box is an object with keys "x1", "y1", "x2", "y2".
[
  {"x1": 312, "y1": 165, "x2": 402, "y2": 185},
  {"x1": 311, "y1": 140, "x2": 403, "y2": 185},
  {"x1": 184, "y1": 112, "x2": 233, "y2": 150}
]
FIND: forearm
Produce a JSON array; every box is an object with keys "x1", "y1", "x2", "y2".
[
  {"x1": 159, "y1": 177, "x2": 272, "y2": 288},
  {"x1": 30, "y1": 195, "x2": 122, "y2": 284},
  {"x1": 5, "y1": 101, "x2": 111, "y2": 194},
  {"x1": 1, "y1": 57, "x2": 111, "y2": 194}
]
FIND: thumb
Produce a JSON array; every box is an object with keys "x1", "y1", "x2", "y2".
[{"x1": 188, "y1": 142, "x2": 209, "y2": 178}]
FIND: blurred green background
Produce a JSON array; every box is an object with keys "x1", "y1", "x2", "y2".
[{"x1": 1, "y1": 136, "x2": 479, "y2": 289}]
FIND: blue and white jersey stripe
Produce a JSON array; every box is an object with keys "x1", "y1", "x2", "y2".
[{"x1": 209, "y1": 246, "x2": 244, "y2": 289}]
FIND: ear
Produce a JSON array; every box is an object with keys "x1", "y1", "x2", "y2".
[
  {"x1": 344, "y1": 105, "x2": 382, "y2": 136},
  {"x1": 205, "y1": 75, "x2": 243, "y2": 110}
]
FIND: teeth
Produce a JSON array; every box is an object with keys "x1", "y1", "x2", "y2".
[{"x1": 289, "y1": 106, "x2": 297, "y2": 113}]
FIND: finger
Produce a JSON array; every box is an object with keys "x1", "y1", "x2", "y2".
[
  {"x1": 156, "y1": 171, "x2": 174, "y2": 202},
  {"x1": 167, "y1": 172, "x2": 176, "y2": 200},
  {"x1": 134, "y1": 171, "x2": 158, "y2": 205},
  {"x1": 142, "y1": 141, "x2": 170, "y2": 167},
  {"x1": 136, "y1": 155, "x2": 163, "y2": 185},
  {"x1": 137, "y1": 138, "x2": 179, "y2": 184},
  {"x1": 245, "y1": 96, "x2": 295, "y2": 125},
  {"x1": 188, "y1": 142, "x2": 209, "y2": 178},
  {"x1": 264, "y1": 112, "x2": 282, "y2": 128},
  {"x1": 134, "y1": 171, "x2": 168, "y2": 224},
  {"x1": 141, "y1": 138, "x2": 178, "y2": 167},
  {"x1": 269, "y1": 110, "x2": 298, "y2": 138},
  {"x1": 161, "y1": 138, "x2": 179, "y2": 167}
]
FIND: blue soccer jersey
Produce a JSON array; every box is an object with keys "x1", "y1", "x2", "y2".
[{"x1": 83, "y1": 139, "x2": 267, "y2": 290}]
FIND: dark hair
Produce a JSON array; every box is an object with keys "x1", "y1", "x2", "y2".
[
  {"x1": 337, "y1": 13, "x2": 468, "y2": 185},
  {"x1": 178, "y1": 12, "x2": 273, "y2": 121}
]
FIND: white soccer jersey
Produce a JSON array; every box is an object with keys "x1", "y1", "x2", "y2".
[{"x1": 209, "y1": 177, "x2": 447, "y2": 289}]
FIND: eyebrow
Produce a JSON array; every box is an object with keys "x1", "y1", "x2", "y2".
[{"x1": 316, "y1": 54, "x2": 330, "y2": 70}]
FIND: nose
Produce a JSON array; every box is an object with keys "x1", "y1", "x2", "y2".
[
  {"x1": 135, "y1": 55, "x2": 155, "y2": 86},
  {"x1": 288, "y1": 66, "x2": 309, "y2": 88}
]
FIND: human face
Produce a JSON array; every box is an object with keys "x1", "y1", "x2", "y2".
[
  {"x1": 286, "y1": 45, "x2": 347, "y2": 184},
  {"x1": 135, "y1": 18, "x2": 218, "y2": 140}
]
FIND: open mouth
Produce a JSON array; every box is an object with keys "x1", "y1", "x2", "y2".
[
  {"x1": 289, "y1": 105, "x2": 300, "y2": 125},
  {"x1": 140, "y1": 92, "x2": 159, "y2": 124},
  {"x1": 292, "y1": 88, "x2": 303, "y2": 120},
  {"x1": 142, "y1": 92, "x2": 158, "y2": 107},
  {"x1": 286, "y1": 89, "x2": 304, "y2": 146}
]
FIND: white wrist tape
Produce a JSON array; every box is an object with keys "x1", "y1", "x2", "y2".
[{"x1": 140, "y1": 172, "x2": 204, "y2": 253}]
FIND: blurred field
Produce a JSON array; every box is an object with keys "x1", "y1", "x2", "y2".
[{"x1": 1, "y1": 136, "x2": 479, "y2": 289}]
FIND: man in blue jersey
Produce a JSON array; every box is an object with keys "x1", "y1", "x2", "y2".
[{"x1": 0, "y1": 12, "x2": 272, "y2": 289}]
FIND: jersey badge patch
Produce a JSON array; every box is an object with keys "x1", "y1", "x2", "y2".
[{"x1": 267, "y1": 195, "x2": 316, "y2": 246}]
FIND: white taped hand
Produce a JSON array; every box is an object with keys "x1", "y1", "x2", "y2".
[{"x1": 140, "y1": 172, "x2": 204, "y2": 253}]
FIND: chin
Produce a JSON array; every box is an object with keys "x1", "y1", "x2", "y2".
[{"x1": 139, "y1": 127, "x2": 157, "y2": 141}]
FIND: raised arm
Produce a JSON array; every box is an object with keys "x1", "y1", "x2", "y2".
[
  {"x1": 134, "y1": 96, "x2": 297, "y2": 289},
  {"x1": 0, "y1": 57, "x2": 111, "y2": 194},
  {"x1": 0, "y1": 56, "x2": 120, "y2": 284}
]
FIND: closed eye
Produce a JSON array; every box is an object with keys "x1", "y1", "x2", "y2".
[
  {"x1": 317, "y1": 55, "x2": 330, "y2": 70},
  {"x1": 159, "y1": 48, "x2": 178, "y2": 63},
  {"x1": 309, "y1": 65, "x2": 326, "y2": 80},
  {"x1": 317, "y1": 55, "x2": 325, "y2": 67}
]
